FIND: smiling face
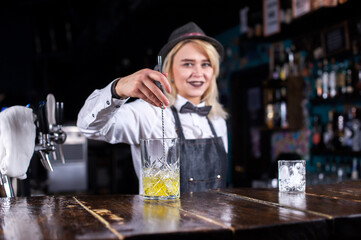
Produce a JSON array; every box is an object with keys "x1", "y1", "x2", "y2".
[{"x1": 172, "y1": 42, "x2": 214, "y2": 105}]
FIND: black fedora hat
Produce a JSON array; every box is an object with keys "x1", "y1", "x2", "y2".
[{"x1": 158, "y1": 22, "x2": 224, "y2": 64}]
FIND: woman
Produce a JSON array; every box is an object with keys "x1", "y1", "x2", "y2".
[{"x1": 77, "y1": 22, "x2": 228, "y2": 192}]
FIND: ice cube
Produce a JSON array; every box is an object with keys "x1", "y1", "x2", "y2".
[{"x1": 279, "y1": 165, "x2": 290, "y2": 180}]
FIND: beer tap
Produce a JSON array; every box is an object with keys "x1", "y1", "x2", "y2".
[
  {"x1": 46, "y1": 94, "x2": 66, "y2": 164},
  {"x1": 34, "y1": 101, "x2": 54, "y2": 172},
  {"x1": 46, "y1": 94, "x2": 57, "y2": 161},
  {"x1": 34, "y1": 93, "x2": 67, "y2": 171}
]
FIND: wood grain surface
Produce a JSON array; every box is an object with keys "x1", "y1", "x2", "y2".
[{"x1": 1, "y1": 180, "x2": 361, "y2": 239}]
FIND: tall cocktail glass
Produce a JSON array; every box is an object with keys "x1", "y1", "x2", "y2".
[{"x1": 140, "y1": 138, "x2": 180, "y2": 200}]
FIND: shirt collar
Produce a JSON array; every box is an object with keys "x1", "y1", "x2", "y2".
[{"x1": 174, "y1": 95, "x2": 205, "y2": 111}]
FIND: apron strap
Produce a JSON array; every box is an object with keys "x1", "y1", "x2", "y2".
[
  {"x1": 206, "y1": 117, "x2": 218, "y2": 137},
  {"x1": 171, "y1": 106, "x2": 185, "y2": 139},
  {"x1": 207, "y1": 116, "x2": 226, "y2": 162}
]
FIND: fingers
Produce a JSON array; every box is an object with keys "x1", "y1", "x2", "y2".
[
  {"x1": 143, "y1": 79, "x2": 169, "y2": 106},
  {"x1": 116, "y1": 69, "x2": 171, "y2": 108},
  {"x1": 139, "y1": 81, "x2": 168, "y2": 108},
  {"x1": 138, "y1": 91, "x2": 159, "y2": 107},
  {"x1": 148, "y1": 71, "x2": 171, "y2": 94}
]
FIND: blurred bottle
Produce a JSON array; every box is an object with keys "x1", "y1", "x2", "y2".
[
  {"x1": 280, "y1": 87, "x2": 288, "y2": 129},
  {"x1": 345, "y1": 159, "x2": 352, "y2": 179},
  {"x1": 272, "y1": 43, "x2": 284, "y2": 81},
  {"x1": 329, "y1": 58, "x2": 337, "y2": 98},
  {"x1": 323, "y1": 110, "x2": 334, "y2": 150},
  {"x1": 273, "y1": 89, "x2": 281, "y2": 128},
  {"x1": 354, "y1": 59, "x2": 361, "y2": 95},
  {"x1": 325, "y1": 157, "x2": 331, "y2": 173},
  {"x1": 351, "y1": 158, "x2": 359, "y2": 180},
  {"x1": 331, "y1": 157, "x2": 338, "y2": 181},
  {"x1": 280, "y1": 0, "x2": 293, "y2": 24},
  {"x1": 345, "y1": 59, "x2": 354, "y2": 96},
  {"x1": 336, "y1": 61, "x2": 346, "y2": 96},
  {"x1": 333, "y1": 112, "x2": 346, "y2": 150},
  {"x1": 322, "y1": 59, "x2": 329, "y2": 99},
  {"x1": 351, "y1": 107, "x2": 361, "y2": 152},
  {"x1": 280, "y1": 52, "x2": 288, "y2": 81},
  {"x1": 344, "y1": 107, "x2": 354, "y2": 150},
  {"x1": 316, "y1": 161, "x2": 324, "y2": 183},
  {"x1": 315, "y1": 61, "x2": 323, "y2": 98},
  {"x1": 337, "y1": 159, "x2": 344, "y2": 182},
  {"x1": 311, "y1": 115, "x2": 323, "y2": 150},
  {"x1": 265, "y1": 91, "x2": 274, "y2": 129},
  {"x1": 288, "y1": 45, "x2": 297, "y2": 77}
]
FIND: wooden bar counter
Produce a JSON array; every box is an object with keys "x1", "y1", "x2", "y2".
[{"x1": 1, "y1": 180, "x2": 361, "y2": 239}]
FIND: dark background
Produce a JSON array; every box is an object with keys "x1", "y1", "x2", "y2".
[
  {"x1": 5, "y1": 1, "x2": 360, "y2": 195},
  {"x1": 0, "y1": 0, "x2": 246, "y2": 123},
  {"x1": 0, "y1": 0, "x2": 250, "y2": 195}
]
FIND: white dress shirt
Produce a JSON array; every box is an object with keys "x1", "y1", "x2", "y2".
[{"x1": 77, "y1": 80, "x2": 228, "y2": 178}]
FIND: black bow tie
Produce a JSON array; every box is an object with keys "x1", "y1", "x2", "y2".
[{"x1": 179, "y1": 101, "x2": 212, "y2": 116}]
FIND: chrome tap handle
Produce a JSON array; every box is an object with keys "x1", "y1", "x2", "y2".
[
  {"x1": 53, "y1": 127, "x2": 66, "y2": 164},
  {"x1": 46, "y1": 94, "x2": 58, "y2": 161},
  {"x1": 58, "y1": 144, "x2": 65, "y2": 164},
  {"x1": 46, "y1": 94, "x2": 56, "y2": 130},
  {"x1": 51, "y1": 151, "x2": 57, "y2": 161},
  {"x1": 55, "y1": 101, "x2": 66, "y2": 164},
  {"x1": 56, "y1": 102, "x2": 64, "y2": 126},
  {"x1": 37, "y1": 150, "x2": 53, "y2": 172}
]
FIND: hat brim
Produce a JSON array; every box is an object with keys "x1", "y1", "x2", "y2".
[{"x1": 158, "y1": 35, "x2": 224, "y2": 63}]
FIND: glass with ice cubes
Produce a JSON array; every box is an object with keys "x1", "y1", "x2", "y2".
[
  {"x1": 278, "y1": 160, "x2": 306, "y2": 192},
  {"x1": 140, "y1": 138, "x2": 180, "y2": 200}
]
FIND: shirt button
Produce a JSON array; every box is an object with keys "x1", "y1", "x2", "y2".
[
  {"x1": 92, "y1": 113, "x2": 95, "y2": 117},
  {"x1": 106, "y1": 100, "x2": 110, "y2": 105},
  {"x1": 189, "y1": 178, "x2": 194, "y2": 182},
  {"x1": 217, "y1": 175, "x2": 221, "y2": 179}
]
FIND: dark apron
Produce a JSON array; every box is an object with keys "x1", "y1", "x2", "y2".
[{"x1": 171, "y1": 106, "x2": 228, "y2": 192}]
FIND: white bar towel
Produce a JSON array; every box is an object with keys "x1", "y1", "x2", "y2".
[{"x1": 0, "y1": 106, "x2": 36, "y2": 179}]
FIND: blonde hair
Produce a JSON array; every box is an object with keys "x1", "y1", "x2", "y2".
[{"x1": 162, "y1": 39, "x2": 228, "y2": 119}]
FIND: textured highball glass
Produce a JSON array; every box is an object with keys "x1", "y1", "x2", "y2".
[{"x1": 140, "y1": 138, "x2": 180, "y2": 200}]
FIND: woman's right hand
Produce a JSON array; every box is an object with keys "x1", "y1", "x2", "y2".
[{"x1": 114, "y1": 69, "x2": 171, "y2": 108}]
